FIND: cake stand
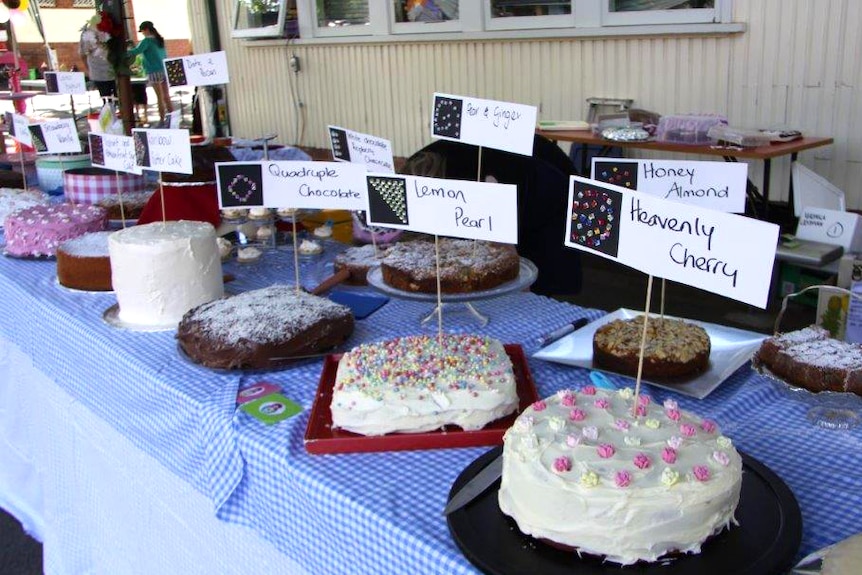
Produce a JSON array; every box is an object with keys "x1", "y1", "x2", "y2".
[{"x1": 366, "y1": 258, "x2": 538, "y2": 328}]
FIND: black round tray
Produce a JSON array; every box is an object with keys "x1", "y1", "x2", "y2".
[{"x1": 447, "y1": 446, "x2": 801, "y2": 575}]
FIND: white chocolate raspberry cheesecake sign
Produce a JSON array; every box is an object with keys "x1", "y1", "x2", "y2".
[
  {"x1": 431, "y1": 93, "x2": 538, "y2": 156},
  {"x1": 591, "y1": 158, "x2": 748, "y2": 213},
  {"x1": 565, "y1": 175, "x2": 779, "y2": 308},
  {"x1": 328, "y1": 125, "x2": 395, "y2": 173}
]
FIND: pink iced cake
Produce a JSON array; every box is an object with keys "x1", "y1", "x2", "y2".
[{"x1": 4, "y1": 203, "x2": 109, "y2": 257}]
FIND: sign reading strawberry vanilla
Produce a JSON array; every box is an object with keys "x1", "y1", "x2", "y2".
[
  {"x1": 591, "y1": 158, "x2": 748, "y2": 213},
  {"x1": 364, "y1": 173, "x2": 518, "y2": 244},
  {"x1": 431, "y1": 93, "x2": 537, "y2": 156},
  {"x1": 28, "y1": 118, "x2": 80, "y2": 154},
  {"x1": 564, "y1": 176, "x2": 779, "y2": 308},
  {"x1": 214, "y1": 161, "x2": 368, "y2": 211}
]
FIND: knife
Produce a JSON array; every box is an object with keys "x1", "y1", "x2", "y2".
[{"x1": 443, "y1": 453, "x2": 503, "y2": 516}]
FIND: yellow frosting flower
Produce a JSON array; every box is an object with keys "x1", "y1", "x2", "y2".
[
  {"x1": 661, "y1": 467, "x2": 680, "y2": 487},
  {"x1": 645, "y1": 418, "x2": 661, "y2": 429},
  {"x1": 580, "y1": 470, "x2": 599, "y2": 487},
  {"x1": 717, "y1": 435, "x2": 733, "y2": 449},
  {"x1": 617, "y1": 387, "x2": 634, "y2": 400}
]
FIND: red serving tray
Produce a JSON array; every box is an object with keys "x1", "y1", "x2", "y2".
[{"x1": 304, "y1": 344, "x2": 538, "y2": 454}]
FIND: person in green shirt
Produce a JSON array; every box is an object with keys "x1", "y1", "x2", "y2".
[{"x1": 126, "y1": 21, "x2": 173, "y2": 126}]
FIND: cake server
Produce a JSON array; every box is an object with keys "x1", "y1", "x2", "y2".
[{"x1": 443, "y1": 453, "x2": 503, "y2": 516}]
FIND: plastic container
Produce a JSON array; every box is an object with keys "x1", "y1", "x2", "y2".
[
  {"x1": 656, "y1": 114, "x2": 728, "y2": 145},
  {"x1": 35, "y1": 153, "x2": 92, "y2": 195},
  {"x1": 706, "y1": 125, "x2": 772, "y2": 148}
]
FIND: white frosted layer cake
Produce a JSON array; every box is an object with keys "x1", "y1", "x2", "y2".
[
  {"x1": 498, "y1": 387, "x2": 742, "y2": 565},
  {"x1": 331, "y1": 334, "x2": 518, "y2": 435},
  {"x1": 109, "y1": 221, "x2": 224, "y2": 327},
  {"x1": 4, "y1": 202, "x2": 108, "y2": 257}
]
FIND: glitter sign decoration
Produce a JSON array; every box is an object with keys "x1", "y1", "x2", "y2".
[
  {"x1": 594, "y1": 161, "x2": 637, "y2": 190},
  {"x1": 569, "y1": 180, "x2": 621, "y2": 258},
  {"x1": 367, "y1": 176, "x2": 409, "y2": 226},
  {"x1": 216, "y1": 163, "x2": 264, "y2": 208},
  {"x1": 432, "y1": 95, "x2": 463, "y2": 139},
  {"x1": 164, "y1": 59, "x2": 188, "y2": 88},
  {"x1": 329, "y1": 127, "x2": 350, "y2": 162}
]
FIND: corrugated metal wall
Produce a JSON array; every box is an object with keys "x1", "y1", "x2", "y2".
[{"x1": 190, "y1": 0, "x2": 862, "y2": 208}]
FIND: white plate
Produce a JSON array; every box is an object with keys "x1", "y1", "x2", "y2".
[
  {"x1": 533, "y1": 308, "x2": 767, "y2": 399},
  {"x1": 102, "y1": 303, "x2": 176, "y2": 332}
]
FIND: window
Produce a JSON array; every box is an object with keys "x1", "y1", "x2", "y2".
[
  {"x1": 232, "y1": 0, "x2": 298, "y2": 39},
  {"x1": 289, "y1": 0, "x2": 735, "y2": 42}
]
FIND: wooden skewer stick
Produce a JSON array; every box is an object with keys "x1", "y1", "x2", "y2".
[{"x1": 633, "y1": 275, "x2": 655, "y2": 417}]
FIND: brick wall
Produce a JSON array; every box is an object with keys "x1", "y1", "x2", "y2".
[{"x1": 16, "y1": 39, "x2": 192, "y2": 77}]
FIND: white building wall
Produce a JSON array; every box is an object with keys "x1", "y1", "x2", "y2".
[{"x1": 196, "y1": 0, "x2": 862, "y2": 207}]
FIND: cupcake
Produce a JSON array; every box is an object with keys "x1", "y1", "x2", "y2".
[
  {"x1": 237, "y1": 246, "x2": 262, "y2": 263},
  {"x1": 298, "y1": 239, "x2": 323, "y2": 255}
]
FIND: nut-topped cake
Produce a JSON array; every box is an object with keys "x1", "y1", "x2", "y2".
[{"x1": 593, "y1": 316, "x2": 711, "y2": 379}]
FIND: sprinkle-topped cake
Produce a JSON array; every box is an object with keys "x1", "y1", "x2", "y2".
[
  {"x1": 498, "y1": 387, "x2": 742, "y2": 565},
  {"x1": 380, "y1": 238, "x2": 520, "y2": 293},
  {"x1": 331, "y1": 334, "x2": 519, "y2": 435},
  {"x1": 0, "y1": 188, "x2": 49, "y2": 225},
  {"x1": 177, "y1": 286, "x2": 354, "y2": 370},
  {"x1": 4, "y1": 203, "x2": 108, "y2": 257}
]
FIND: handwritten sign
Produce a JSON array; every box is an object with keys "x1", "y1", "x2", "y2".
[
  {"x1": 564, "y1": 176, "x2": 779, "y2": 308},
  {"x1": 164, "y1": 51, "x2": 229, "y2": 87},
  {"x1": 215, "y1": 161, "x2": 368, "y2": 211},
  {"x1": 796, "y1": 207, "x2": 862, "y2": 252},
  {"x1": 591, "y1": 158, "x2": 748, "y2": 213},
  {"x1": 131, "y1": 128, "x2": 192, "y2": 174},
  {"x1": 365, "y1": 173, "x2": 518, "y2": 244},
  {"x1": 43, "y1": 71, "x2": 87, "y2": 95},
  {"x1": 28, "y1": 119, "x2": 81, "y2": 154},
  {"x1": 89, "y1": 133, "x2": 142, "y2": 175},
  {"x1": 5, "y1": 112, "x2": 32, "y2": 148},
  {"x1": 328, "y1": 125, "x2": 395, "y2": 173},
  {"x1": 431, "y1": 92, "x2": 537, "y2": 156}
]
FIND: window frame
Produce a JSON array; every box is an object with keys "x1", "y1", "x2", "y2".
[
  {"x1": 287, "y1": 0, "x2": 736, "y2": 43},
  {"x1": 232, "y1": 0, "x2": 291, "y2": 39}
]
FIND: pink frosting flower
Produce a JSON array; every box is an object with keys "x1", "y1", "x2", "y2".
[
  {"x1": 661, "y1": 447, "x2": 678, "y2": 464},
  {"x1": 638, "y1": 395, "x2": 652, "y2": 406},
  {"x1": 693, "y1": 465, "x2": 711, "y2": 482},
  {"x1": 532, "y1": 400, "x2": 547, "y2": 412},
  {"x1": 635, "y1": 405, "x2": 647, "y2": 417},
  {"x1": 566, "y1": 434, "x2": 581, "y2": 447},
  {"x1": 680, "y1": 423, "x2": 697, "y2": 437},
  {"x1": 553, "y1": 456, "x2": 572, "y2": 473},
  {"x1": 560, "y1": 392, "x2": 576, "y2": 407},
  {"x1": 713, "y1": 450, "x2": 730, "y2": 466},
  {"x1": 582, "y1": 385, "x2": 597, "y2": 395},
  {"x1": 594, "y1": 398, "x2": 610, "y2": 409},
  {"x1": 701, "y1": 419, "x2": 717, "y2": 434},
  {"x1": 666, "y1": 408, "x2": 681, "y2": 421},
  {"x1": 663, "y1": 399, "x2": 678, "y2": 410},
  {"x1": 597, "y1": 443, "x2": 616, "y2": 458},
  {"x1": 633, "y1": 453, "x2": 651, "y2": 469},
  {"x1": 569, "y1": 408, "x2": 586, "y2": 421},
  {"x1": 614, "y1": 419, "x2": 630, "y2": 431},
  {"x1": 615, "y1": 470, "x2": 632, "y2": 488},
  {"x1": 667, "y1": 436, "x2": 684, "y2": 449}
]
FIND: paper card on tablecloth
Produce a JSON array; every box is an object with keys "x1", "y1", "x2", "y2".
[
  {"x1": 591, "y1": 158, "x2": 748, "y2": 213},
  {"x1": 43, "y1": 71, "x2": 87, "y2": 95},
  {"x1": 88, "y1": 133, "x2": 142, "y2": 175},
  {"x1": 28, "y1": 118, "x2": 81, "y2": 154},
  {"x1": 431, "y1": 93, "x2": 537, "y2": 156},
  {"x1": 364, "y1": 173, "x2": 518, "y2": 244},
  {"x1": 132, "y1": 128, "x2": 193, "y2": 174},
  {"x1": 214, "y1": 161, "x2": 368, "y2": 211},
  {"x1": 164, "y1": 51, "x2": 229, "y2": 88},
  {"x1": 328, "y1": 125, "x2": 394, "y2": 173},
  {"x1": 5, "y1": 112, "x2": 32, "y2": 148},
  {"x1": 240, "y1": 394, "x2": 302, "y2": 425},
  {"x1": 564, "y1": 175, "x2": 779, "y2": 308},
  {"x1": 236, "y1": 382, "x2": 282, "y2": 405}
]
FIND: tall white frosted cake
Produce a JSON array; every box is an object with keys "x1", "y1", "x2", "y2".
[
  {"x1": 108, "y1": 221, "x2": 224, "y2": 327},
  {"x1": 331, "y1": 334, "x2": 518, "y2": 435},
  {"x1": 498, "y1": 387, "x2": 742, "y2": 565}
]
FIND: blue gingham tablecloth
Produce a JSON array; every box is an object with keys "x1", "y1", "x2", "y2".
[{"x1": 0, "y1": 243, "x2": 860, "y2": 574}]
